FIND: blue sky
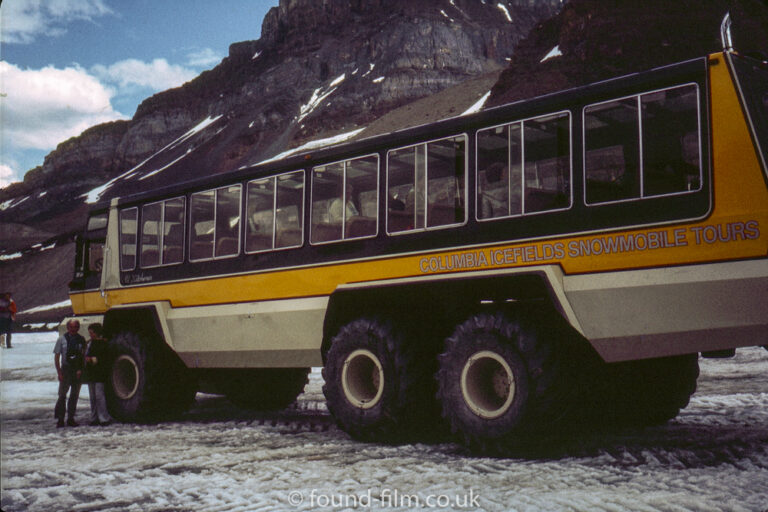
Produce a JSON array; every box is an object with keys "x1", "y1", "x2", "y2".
[{"x1": 0, "y1": 0, "x2": 279, "y2": 188}]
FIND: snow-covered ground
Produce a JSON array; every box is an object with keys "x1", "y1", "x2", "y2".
[{"x1": 1, "y1": 333, "x2": 767, "y2": 512}]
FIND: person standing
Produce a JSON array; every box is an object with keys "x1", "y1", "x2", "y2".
[
  {"x1": 0, "y1": 292, "x2": 15, "y2": 348},
  {"x1": 53, "y1": 319, "x2": 86, "y2": 427},
  {"x1": 83, "y1": 323, "x2": 113, "y2": 426}
]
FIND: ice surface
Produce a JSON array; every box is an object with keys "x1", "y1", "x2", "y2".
[{"x1": 2, "y1": 334, "x2": 767, "y2": 512}]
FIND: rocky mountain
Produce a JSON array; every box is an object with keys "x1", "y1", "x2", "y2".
[
  {"x1": 1, "y1": 0, "x2": 766, "y2": 325},
  {"x1": 0, "y1": 0, "x2": 561, "y2": 241}
]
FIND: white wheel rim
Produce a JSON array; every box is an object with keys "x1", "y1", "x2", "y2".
[
  {"x1": 341, "y1": 349, "x2": 384, "y2": 409},
  {"x1": 460, "y1": 350, "x2": 516, "y2": 419},
  {"x1": 112, "y1": 354, "x2": 140, "y2": 400}
]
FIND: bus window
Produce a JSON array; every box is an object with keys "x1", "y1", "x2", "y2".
[
  {"x1": 215, "y1": 186, "x2": 241, "y2": 258},
  {"x1": 246, "y1": 170, "x2": 304, "y2": 252},
  {"x1": 477, "y1": 113, "x2": 569, "y2": 219},
  {"x1": 477, "y1": 123, "x2": 522, "y2": 219},
  {"x1": 311, "y1": 162, "x2": 344, "y2": 243},
  {"x1": 275, "y1": 172, "x2": 305, "y2": 248},
  {"x1": 190, "y1": 190, "x2": 215, "y2": 260},
  {"x1": 584, "y1": 84, "x2": 700, "y2": 204},
  {"x1": 119, "y1": 207, "x2": 138, "y2": 271},
  {"x1": 86, "y1": 212, "x2": 108, "y2": 231},
  {"x1": 140, "y1": 201, "x2": 162, "y2": 267},
  {"x1": 311, "y1": 155, "x2": 378, "y2": 244},
  {"x1": 641, "y1": 85, "x2": 700, "y2": 196},
  {"x1": 387, "y1": 135, "x2": 466, "y2": 233},
  {"x1": 524, "y1": 113, "x2": 571, "y2": 213},
  {"x1": 88, "y1": 242, "x2": 104, "y2": 272},
  {"x1": 246, "y1": 177, "x2": 276, "y2": 252},
  {"x1": 139, "y1": 197, "x2": 185, "y2": 268},
  {"x1": 162, "y1": 197, "x2": 185, "y2": 264},
  {"x1": 190, "y1": 185, "x2": 241, "y2": 261},
  {"x1": 584, "y1": 97, "x2": 640, "y2": 203}
]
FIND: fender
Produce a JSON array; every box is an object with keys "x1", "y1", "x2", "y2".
[
  {"x1": 323, "y1": 265, "x2": 585, "y2": 358},
  {"x1": 102, "y1": 301, "x2": 175, "y2": 350}
]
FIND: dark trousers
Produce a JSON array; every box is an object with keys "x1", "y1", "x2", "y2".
[
  {"x1": 55, "y1": 368, "x2": 82, "y2": 420},
  {"x1": 0, "y1": 318, "x2": 11, "y2": 347}
]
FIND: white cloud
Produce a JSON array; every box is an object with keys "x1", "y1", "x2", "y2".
[
  {"x1": 186, "y1": 48, "x2": 222, "y2": 68},
  {"x1": 91, "y1": 58, "x2": 198, "y2": 91},
  {"x1": 0, "y1": 164, "x2": 18, "y2": 188},
  {"x1": 0, "y1": 61, "x2": 125, "y2": 152},
  {"x1": 0, "y1": 0, "x2": 113, "y2": 44}
]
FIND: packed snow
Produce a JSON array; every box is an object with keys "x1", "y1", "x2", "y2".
[
  {"x1": 255, "y1": 128, "x2": 366, "y2": 166},
  {"x1": 297, "y1": 74, "x2": 346, "y2": 123},
  {"x1": 462, "y1": 91, "x2": 491, "y2": 116},
  {"x1": 541, "y1": 45, "x2": 563, "y2": 63},
  {"x1": 84, "y1": 115, "x2": 223, "y2": 204},
  {"x1": 497, "y1": 3, "x2": 513, "y2": 23},
  {"x1": 2, "y1": 332, "x2": 767, "y2": 511}
]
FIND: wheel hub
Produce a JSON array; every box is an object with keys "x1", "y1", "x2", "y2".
[
  {"x1": 112, "y1": 354, "x2": 140, "y2": 400},
  {"x1": 341, "y1": 349, "x2": 384, "y2": 409},
  {"x1": 460, "y1": 350, "x2": 516, "y2": 419}
]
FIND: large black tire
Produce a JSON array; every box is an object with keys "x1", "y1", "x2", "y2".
[
  {"x1": 323, "y1": 318, "x2": 432, "y2": 443},
  {"x1": 587, "y1": 354, "x2": 699, "y2": 427},
  {"x1": 106, "y1": 331, "x2": 196, "y2": 422},
  {"x1": 437, "y1": 309, "x2": 581, "y2": 453},
  {"x1": 224, "y1": 368, "x2": 310, "y2": 410}
]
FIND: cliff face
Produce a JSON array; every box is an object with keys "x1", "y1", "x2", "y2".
[
  {"x1": 0, "y1": 0, "x2": 561, "y2": 238},
  {"x1": 487, "y1": 0, "x2": 768, "y2": 107}
]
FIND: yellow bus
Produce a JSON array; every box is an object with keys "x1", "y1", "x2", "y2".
[{"x1": 66, "y1": 47, "x2": 767, "y2": 452}]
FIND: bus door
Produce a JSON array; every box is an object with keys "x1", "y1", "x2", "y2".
[{"x1": 70, "y1": 211, "x2": 108, "y2": 301}]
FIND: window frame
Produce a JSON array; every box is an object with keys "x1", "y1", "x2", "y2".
[
  {"x1": 138, "y1": 196, "x2": 186, "y2": 269},
  {"x1": 119, "y1": 207, "x2": 139, "y2": 272},
  {"x1": 582, "y1": 82, "x2": 703, "y2": 207},
  {"x1": 475, "y1": 110, "x2": 573, "y2": 222},
  {"x1": 310, "y1": 153, "x2": 380, "y2": 246},
  {"x1": 245, "y1": 169, "x2": 306, "y2": 254},
  {"x1": 189, "y1": 184, "x2": 242, "y2": 262},
  {"x1": 385, "y1": 133, "x2": 469, "y2": 236}
]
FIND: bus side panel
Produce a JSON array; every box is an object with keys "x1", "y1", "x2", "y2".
[
  {"x1": 564, "y1": 260, "x2": 768, "y2": 362},
  {"x1": 164, "y1": 297, "x2": 327, "y2": 368}
]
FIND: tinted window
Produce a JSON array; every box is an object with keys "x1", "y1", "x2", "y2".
[
  {"x1": 140, "y1": 202, "x2": 162, "y2": 267},
  {"x1": 387, "y1": 135, "x2": 466, "y2": 233},
  {"x1": 119, "y1": 208, "x2": 138, "y2": 271},
  {"x1": 584, "y1": 84, "x2": 700, "y2": 205},
  {"x1": 190, "y1": 185, "x2": 241, "y2": 261},
  {"x1": 246, "y1": 171, "x2": 304, "y2": 252},
  {"x1": 477, "y1": 113, "x2": 570, "y2": 220},
  {"x1": 311, "y1": 155, "x2": 378, "y2": 244}
]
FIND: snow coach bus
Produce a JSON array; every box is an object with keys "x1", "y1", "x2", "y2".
[{"x1": 64, "y1": 46, "x2": 767, "y2": 452}]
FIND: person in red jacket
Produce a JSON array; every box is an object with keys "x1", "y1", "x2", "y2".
[{"x1": 0, "y1": 292, "x2": 16, "y2": 348}]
